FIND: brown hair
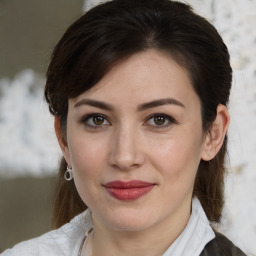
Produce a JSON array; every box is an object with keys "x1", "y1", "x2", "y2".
[{"x1": 45, "y1": 0, "x2": 232, "y2": 229}]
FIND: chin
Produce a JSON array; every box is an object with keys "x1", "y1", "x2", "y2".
[
  {"x1": 102, "y1": 208, "x2": 154, "y2": 232},
  {"x1": 109, "y1": 219, "x2": 151, "y2": 232}
]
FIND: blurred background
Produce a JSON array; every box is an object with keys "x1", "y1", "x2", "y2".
[{"x1": 0, "y1": 0, "x2": 255, "y2": 255}]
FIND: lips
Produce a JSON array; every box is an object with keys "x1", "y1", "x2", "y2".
[{"x1": 104, "y1": 180, "x2": 155, "y2": 201}]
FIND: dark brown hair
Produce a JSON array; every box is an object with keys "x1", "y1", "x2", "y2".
[{"x1": 45, "y1": 0, "x2": 232, "y2": 229}]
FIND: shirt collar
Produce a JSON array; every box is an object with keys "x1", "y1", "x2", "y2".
[
  {"x1": 163, "y1": 197, "x2": 215, "y2": 256},
  {"x1": 73, "y1": 197, "x2": 215, "y2": 256}
]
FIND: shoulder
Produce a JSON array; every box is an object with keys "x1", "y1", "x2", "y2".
[
  {"x1": 200, "y1": 232, "x2": 247, "y2": 256},
  {"x1": 1, "y1": 211, "x2": 89, "y2": 256}
]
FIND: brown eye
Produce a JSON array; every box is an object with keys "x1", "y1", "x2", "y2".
[
  {"x1": 154, "y1": 116, "x2": 166, "y2": 125},
  {"x1": 145, "y1": 114, "x2": 177, "y2": 129},
  {"x1": 93, "y1": 116, "x2": 105, "y2": 125},
  {"x1": 81, "y1": 114, "x2": 110, "y2": 129}
]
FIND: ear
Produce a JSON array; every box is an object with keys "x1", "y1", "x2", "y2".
[
  {"x1": 54, "y1": 116, "x2": 71, "y2": 166},
  {"x1": 201, "y1": 104, "x2": 230, "y2": 161}
]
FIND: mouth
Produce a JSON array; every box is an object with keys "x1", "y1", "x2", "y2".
[{"x1": 103, "y1": 180, "x2": 155, "y2": 201}]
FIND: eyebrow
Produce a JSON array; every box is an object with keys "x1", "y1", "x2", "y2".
[
  {"x1": 137, "y1": 98, "x2": 185, "y2": 111},
  {"x1": 74, "y1": 99, "x2": 114, "y2": 111},
  {"x1": 74, "y1": 98, "x2": 185, "y2": 111}
]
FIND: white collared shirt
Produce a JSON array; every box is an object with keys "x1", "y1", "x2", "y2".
[
  {"x1": 2, "y1": 197, "x2": 215, "y2": 256},
  {"x1": 163, "y1": 197, "x2": 215, "y2": 256}
]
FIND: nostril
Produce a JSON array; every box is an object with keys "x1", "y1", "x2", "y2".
[
  {"x1": 111, "y1": 162, "x2": 140, "y2": 171},
  {"x1": 110, "y1": 151, "x2": 146, "y2": 170}
]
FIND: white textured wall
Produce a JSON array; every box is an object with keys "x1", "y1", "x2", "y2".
[{"x1": 0, "y1": 70, "x2": 60, "y2": 177}]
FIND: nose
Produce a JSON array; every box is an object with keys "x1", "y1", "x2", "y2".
[{"x1": 109, "y1": 126, "x2": 145, "y2": 171}]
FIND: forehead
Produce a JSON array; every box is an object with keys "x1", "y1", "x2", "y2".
[{"x1": 71, "y1": 49, "x2": 198, "y2": 108}]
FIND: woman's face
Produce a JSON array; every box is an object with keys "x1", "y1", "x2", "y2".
[{"x1": 62, "y1": 49, "x2": 210, "y2": 232}]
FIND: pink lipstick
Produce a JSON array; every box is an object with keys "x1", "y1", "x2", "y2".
[{"x1": 104, "y1": 180, "x2": 155, "y2": 201}]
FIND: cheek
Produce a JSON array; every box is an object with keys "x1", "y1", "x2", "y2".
[
  {"x1": 70, "y1": 139, "x2": 94, "y2": 165},
  {"x1": 67, "y1": 135, "x2": 106, "y2": 190},
  {"x1": 67, "y1": 137, "x2": 105, "y2": 207},
  {"x1": 148, "y1": 132, "x2": 202, "y2": 188}
]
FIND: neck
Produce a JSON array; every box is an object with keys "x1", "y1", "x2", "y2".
[{"x1": 91, "y1": 198, "x2": 192, "y2": 256}]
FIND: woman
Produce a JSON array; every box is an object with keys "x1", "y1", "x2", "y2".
[{"x1": 2, "y1": 0, "x2": 247, "y2": 255}]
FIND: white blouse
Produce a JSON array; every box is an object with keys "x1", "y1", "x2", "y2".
[{"x1": 2, "y1": 197, "x2": 215, "y2": 256}]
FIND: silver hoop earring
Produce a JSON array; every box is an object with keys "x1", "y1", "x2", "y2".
[{"x1": 64, "y1": 166, "x2": 73, "y2": 181}]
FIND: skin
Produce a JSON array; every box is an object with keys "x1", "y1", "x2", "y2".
[{"x1": 55, "y1": 49, "x2": 229, "y2": 256}]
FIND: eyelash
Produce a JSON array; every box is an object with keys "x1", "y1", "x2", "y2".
[
  {"x1": 80, "y1": 113, "x2": 177, "y2": 130},
  {"x1": 145, "y1": 113, "x2": 177, "y2": 129},
  {"x1": 80, "y1": 113, "x2": 110, "y2": 130}
]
